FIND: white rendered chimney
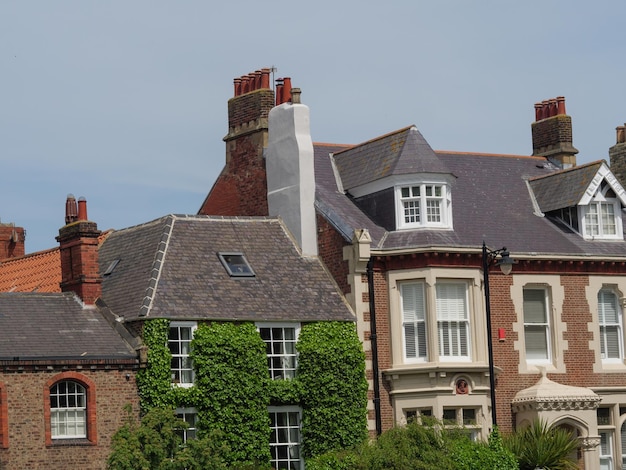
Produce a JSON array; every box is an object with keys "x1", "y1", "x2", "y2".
[{"x1": 266, "y1": 89, "x2": 317, "y2": 256}]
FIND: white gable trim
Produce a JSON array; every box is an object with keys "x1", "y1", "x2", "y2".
[{"x1": 579, "y1": 162, "x2": 626, "y2": 206}]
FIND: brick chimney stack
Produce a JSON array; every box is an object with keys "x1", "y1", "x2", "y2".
[
  {"x1": 199, "y1": 68, "x2": 292, "y2": 217},
  {"x1": 0, "y1": 223, "x2": 25, "y2": 260},
  {"x1": 531, "y1": 96, "x2": 579, "y2": 169},
  {"x1": 609, "y1": 124, "x2": 626, "y2": 188},
  {"x1": 56, "y1": 195, "x2": 101, "y2": 305}
]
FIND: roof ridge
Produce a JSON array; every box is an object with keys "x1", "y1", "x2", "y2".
[
  {"x1": 528, "y1": 160, "x2": 604, "y2": 182},
  {"x1": 332, "y1": 125, "x2": 415, "y2": 156},
  {"x1": 139, "y1": 215, "x2": 176, "y2": 317},
  {"x1": 435, "y1": 150, "x2": 543, "y2": 159}
]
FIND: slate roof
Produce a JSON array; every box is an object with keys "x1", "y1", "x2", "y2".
[
  {"x1": 529, "y1": 161, "x2": 603, "y2": 213},
  {"x1": 333, "y1": 126, "x2": 451, "y2": 190},
  {"x1": 0, "y1": 292, "x2": 137, "y2": 361},
  {"x1": 0, "y1": 248, "x2": 61, "y2": 293},
  {"x1": 314, "y1": 128, "x2": 626, "y2": 258},
  {"x1": 99, "y1": 215, "x2": 354, "y2": 323}
]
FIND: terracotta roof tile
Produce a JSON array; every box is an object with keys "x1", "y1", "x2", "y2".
[
  {"x1": 0, "y1": 230, "x2": 111, "y2": 294},
  {"x1": 0, "y1": 248, "x2": 61, "y2": 293}
]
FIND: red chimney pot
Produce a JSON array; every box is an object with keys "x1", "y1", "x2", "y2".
[
  {"x1": 282, "y1": 77, "x2": 292, "y2": 103},
  {"x1": 556, "y1": 96, "x2": 566, "y2": 115},
  {"x1": 260, "y1": 68, "x2": 270, "y2": 89},
  {"x1": 534, "y1": 102, "x2": 543, "y2": 121},
  {"x1": 77, "y1": 197, "x2": 88, "y2": 221}
]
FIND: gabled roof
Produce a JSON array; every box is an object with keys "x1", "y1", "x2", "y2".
[
  {"x1": 528, "y1": 160, "x2": 626, "y2": 213},
  {"x1": 0, "y1": 292, "x2": 137, "y2": 361},
  {"x1": 333, "y1": 126, "x2": 451, "y2": 191},
  {"x1": 0, "y1": 248, "x2": 61, "y2": 293},
  {"x1": 98, "y1": 214, "x2": 354, "y2": 323},
  {"x1": 314, "y1": 127, "x2": 626, "y2": 258}
]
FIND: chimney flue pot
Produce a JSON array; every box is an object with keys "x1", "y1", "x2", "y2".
[
  {"x1": 556, "y1": 96, "x2": 566, "y2": 115},
  {"x1": 65, "y1": 194, "x2": 78, "y2": 224},
  {"x1": 77, "y1": 197, "x2": 88, "y2": 221},
  {"x1": 260, "y1": 68, "x2": 270, "y2": 89},
  {"x1": 275, "y1": 78, "x2": 284, "y2": 106},
  {"x1": 282, "y1": 77, "x2": 292, "y2": 103},
  {"x1": 291, "y1": 88, "x2": 302, "y2": 104}
]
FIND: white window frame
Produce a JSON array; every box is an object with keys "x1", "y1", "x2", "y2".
[
  {"x1": 268, "y1": 406, "x2": 303, "y2": 470},
  {"x1": 395, "y1": 183, "x2": 451, "y2": 230},
  {"x1": 598, "y1": 289, "x2": 624, "y2": 362},
  {"x1": 436, "y1": 282, "x2": 471, "y2": 361},
  {"x1": 175, "y1": 407, "x2": 198, "y2": 443},
  {"x1": 400, "y1": 282, "x2": 428, "y2": 362},
  {"x1": 257, "y1": 323, "x2": 300, "y2": 380},
  {"x1": 169, "y1": 321, "x2": 197, "y2": 387},
  {"x1": 599, "y1": 429, "x2": 615, "y2": 470},
  {"x1": 581, "y1": 185, "x2": 623, "y2": 240},
  {"x1": 50, "y1": 380, "x2": 87, "y2": 439},
  {"x1": 523, "y1": 287, "x2": 552, "y2": 363}
]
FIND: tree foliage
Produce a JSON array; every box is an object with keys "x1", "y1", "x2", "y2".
[{"x1": 107, "y1": 406, "x2": 230, "y2": 470}]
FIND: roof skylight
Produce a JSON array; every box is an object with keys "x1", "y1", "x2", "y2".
[{"x1": 217, "y1": 252, "x2": 255, "y2": 277}]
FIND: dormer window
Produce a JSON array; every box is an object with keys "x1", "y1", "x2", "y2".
[
  {"x1": 396, "y1": 183, "x2": 451, "y2": 230},
  {"x1": 581, "y1": 183, "x2": 623, "y2": 240}
]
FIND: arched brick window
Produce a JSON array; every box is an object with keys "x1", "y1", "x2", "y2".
[
  {"x1": 44, "y1": 372, "x2": 97, "y2": 446},
  {"x1": 0, "y1": 382, "x2": 8, "y2": 448}
]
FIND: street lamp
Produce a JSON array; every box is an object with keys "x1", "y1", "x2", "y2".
[{"x1": 482, "y1": 241, "x2": 516, "y2": 428}]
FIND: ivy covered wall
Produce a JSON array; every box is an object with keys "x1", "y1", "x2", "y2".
[{"x1": 135, "y1": 319, "x2": 368, "y2": 466}]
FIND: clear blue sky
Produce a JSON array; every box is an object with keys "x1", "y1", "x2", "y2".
[{"x1": 2, "y1": 1, "x2": 625, "y2": 253}]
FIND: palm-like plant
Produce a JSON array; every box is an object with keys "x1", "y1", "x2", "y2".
[{"x1": 504, "y1": 419, "x2": 579, "y2": 470}]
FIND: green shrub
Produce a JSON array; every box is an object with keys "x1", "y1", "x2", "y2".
[
  {"x1": 306, "y1": 421, "x2": 518, "y2": 470},
  {"x1": 504, "y1": 419, "x2": 578, "y2": 470}
]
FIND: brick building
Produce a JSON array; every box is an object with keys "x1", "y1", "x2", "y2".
[
  {"x1": 0, "y1": 196, "x2": 140, "y2": 469},
  {"x1": 200, "y1": 68, "x2": 626, "y2": 469},
  {"x1": 2, "y1": 186, "x2": 358, "y2": 469}
]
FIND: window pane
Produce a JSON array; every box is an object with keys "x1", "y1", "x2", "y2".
[
  {"x1": 525, "y1": 326, "x2": 548, "y2": 359},
  {"x1": 50, "y1": 381, "x2": 87, "y2": 439},
  {"x1": 602, "y1": 203, "x2": 616, "y2": 235},
  {"x1": 599, "y1": 290, "x2": 623, "y2": 360},
  {"x1": 261, "y1": 326, "x2": 298, "y2": 380},
  {"x1": 523, "y1": 289, "x2": 547, "y2": 323},
  {"x1": 436, "y1": 283, "x2": 469, "y2": 358},
  {"x1": 169, "y1": 324, "x2": 195, "y2": 385},
  {"x1": 269, "y1": 408, "x2": 302, "y2": 470},
  {"x1": 401, "y1": 283, "x2": 427, "y2": 360}
]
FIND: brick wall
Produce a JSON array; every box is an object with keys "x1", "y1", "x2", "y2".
[
  {"x1": 0, "y1": 368, "x2": 138, "y2": 469},
  {"x1": 198, "y1": 89, "x2": 274, "y2": 217},
  {"x1": 0, "y1": 225, "x2": 25, "y2": 260},
  {"x1": 57, "y1": 221, "x2": 102, "y2": 304},
  {"x1": 315, "y1": 215, "x2": 350, "y2": 294}
]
